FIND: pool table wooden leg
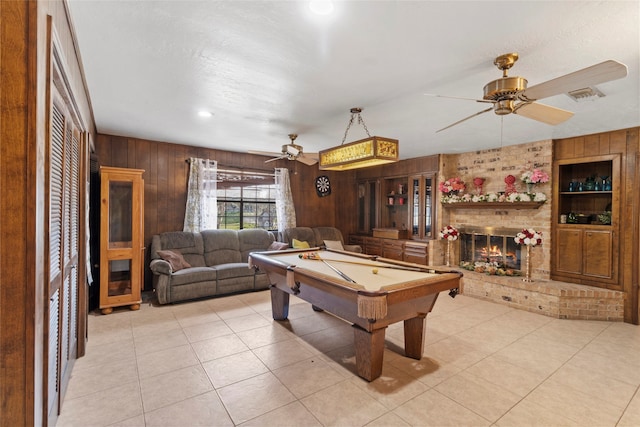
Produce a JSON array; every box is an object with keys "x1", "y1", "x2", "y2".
[
  {"x1": 403, "y1": 316, "x2": 426, "y2": 359},
  {"x1": 353, "y1": 325, "x2": 386, "y2": 381},
  {"x1": 270, "y1": 286, "x2": 290, "y2": 320}
]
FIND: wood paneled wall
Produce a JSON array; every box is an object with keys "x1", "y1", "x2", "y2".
[
  {"x1": 1, "y1": 1, "x2": 96, "y2": 425},
  {"x1": 94, "y1": 134, "x2": 358, "y2": 289}
]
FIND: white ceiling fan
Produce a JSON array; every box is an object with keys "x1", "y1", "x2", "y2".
[
  {"x1": 429, "y1": 53, "x2": 628, "y2": 132},
  {"x1": 249, "y1": 133, "x2": 319, "y2": 166}
]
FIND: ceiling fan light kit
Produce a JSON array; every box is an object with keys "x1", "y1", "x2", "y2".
[
  {"x1": 319, "y1": 107, "x2": 399, "y2": 171},
  {"x1": 435, "y1": 52, "x2": 627, "y2": 132}
]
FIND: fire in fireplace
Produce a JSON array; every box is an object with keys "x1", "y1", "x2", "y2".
[{"x1": 459, "y1": 226, "x2": 522, "y2": 270}]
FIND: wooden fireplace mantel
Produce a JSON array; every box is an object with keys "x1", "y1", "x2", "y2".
[{"x1": 441, "y1": 201, "x2": 545, "y2": 210}]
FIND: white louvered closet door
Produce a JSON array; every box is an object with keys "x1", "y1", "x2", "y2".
[{"x1": 48, "y1": 96, "x2": 81, "y2": 420}]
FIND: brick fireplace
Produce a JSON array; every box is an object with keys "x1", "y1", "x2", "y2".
[
  {"x1": 458, "y1": 226, "x2": 522, "y2": 271},
  {"x1": 437, "y1": 140, "x2": 624, "y2": 321}
]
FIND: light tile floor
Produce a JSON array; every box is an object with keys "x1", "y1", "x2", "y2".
[{"x1": 57, "y1": 290, "x2": 640, "y2": 426}]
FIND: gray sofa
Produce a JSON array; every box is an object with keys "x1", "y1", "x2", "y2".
[{"x1": 149, "y1": 229, "x2": 277, "y2": 304}]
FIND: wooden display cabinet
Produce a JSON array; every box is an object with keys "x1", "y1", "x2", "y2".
[
  {"x1": 551, "y1": 155, "x2": 620, "y2": 287},
  {"x1": 409, "y1": 173, "x2": 435, "y2": 240},
  {"x1": 99, "y1": 167, "x2": 145, "y2": 314},
  {"x1": 382, "y1": 176, "x2": 409, "y2": 231},
  {"x1": 356, "y1": 180, "x2": 380, "y2": 234}
]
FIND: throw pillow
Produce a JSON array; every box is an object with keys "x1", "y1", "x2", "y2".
[
  {"x1": 324, "y1": 240, "x2": 344, "y2": 251},
  {"x1": 157, "y1": 250, "x2": 191, "y2": 272},
  {"x1": 268, "y1": 241, "x2": 289, "y2": 251},
  {"x1": 292, "y1": 238, "x2": 310, "y2": 249}
]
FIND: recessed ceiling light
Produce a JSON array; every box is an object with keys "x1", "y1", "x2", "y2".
[
  {"x1": 197, "y1": 111, "x2": 213, "y2": 117},
  {"x1": 309, "y1": 1, "x2": 334, "y2": 15}
]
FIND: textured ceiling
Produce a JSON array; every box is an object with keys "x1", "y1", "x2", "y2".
[{"x1": 67, "y1": 1, "x2": 640, "y2": 161}]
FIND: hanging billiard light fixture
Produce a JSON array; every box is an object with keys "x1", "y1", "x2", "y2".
[{"x1": 319, "y1": 107, "x2": 399, "y2": 171}]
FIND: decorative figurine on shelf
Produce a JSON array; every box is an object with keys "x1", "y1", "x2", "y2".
[
  {"x1": 514, "y1": 228, "x2": 543, "y2": 282},
  {"x1": 439, "y1": 225, "x2": 459, "y2": 267},
  {"x1": 473, "y1": 177, "x2": 485, "y2": 195},
  {"x1": 584, "y1": 175, "x2": 596, "y2": 191},
  {"x1": 504, "y1": 174, "x2": 517, "y2": 195}
]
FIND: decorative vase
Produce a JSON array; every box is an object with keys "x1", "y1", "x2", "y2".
[
  {"x1": 526, "y1": 183, "x2": 534, "y2": 193},
  {"x1": 523, "y1": 245, "x2": 533, "y2": 282},
  {"x1": 446, "y1": 240, "x2": 451, "y2": 267}
]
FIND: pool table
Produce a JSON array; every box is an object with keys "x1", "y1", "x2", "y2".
[{"x1": 249, "y1": 248, "x2": 462, "y2": 381}]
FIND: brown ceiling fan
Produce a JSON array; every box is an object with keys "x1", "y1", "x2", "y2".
[
  {"x1": 429, "y1": 53, "x2": 628, "y2": 132},
  {"x1": 249, "y1": 133, "x2": 319, "y2": 166}
]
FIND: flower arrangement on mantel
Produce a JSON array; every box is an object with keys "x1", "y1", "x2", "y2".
[
  {"x1": 441, "y1": 191, "x2": 547, "y2": 204},
  {"x1": 439, "y1": 177, "x2": 466, "y2": 195},
  {"x1": 440, "y1": 173, "x2": 547, "y2": 204},
  {"x1": 520, "y1": 168, "x2": 550, "y2": 185}
]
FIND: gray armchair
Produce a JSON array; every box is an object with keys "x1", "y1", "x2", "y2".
[{"x1": 283, "y1": 226, "x2": 362, "y2": 253}]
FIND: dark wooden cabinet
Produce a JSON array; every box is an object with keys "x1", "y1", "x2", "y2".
[
  {"x1": 350, "y1": 235, "x2": 429, "y2": 265},
  {"x1": 409, "y1": 174, "x2": 435, "y2": 240},
  {"x1": 382, "y1": 239, "x2": 404, "y2": 260},
  {"x1": 403, "y1": 241, "x2": 429, "y2": 265},
  {"x1": 382, "y1": 176, "x2": 409, "y2": 230},
  {"x1": 552, "y1": 152, "x2": 620, "y2": 288},
  {"x1": 356, "y1": 180, "x2": 380, "y2": 234}
]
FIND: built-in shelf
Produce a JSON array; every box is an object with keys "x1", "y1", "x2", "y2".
[
  {"x1": 441, "y1": 201, "x2": 545, "y2": 210},
  {"x1": 559, "y1": 191, "x2": 612, "y2": 195}
]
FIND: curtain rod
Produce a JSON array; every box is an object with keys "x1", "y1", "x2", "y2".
[{"x1": 184, "y1": 159, "x2": 276, "y2": 177}]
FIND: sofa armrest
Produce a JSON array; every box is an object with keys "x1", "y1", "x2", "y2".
[
  {"x1": 343, "y1": 244, "x2": 363, "y2": 253},
  {"x1": 150, "y1": 259, "x2": 172, "y2": 275}
]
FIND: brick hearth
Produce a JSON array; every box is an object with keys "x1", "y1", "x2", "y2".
[{"x1": 461, "y1": 270, "x2": 625, "y2": 321}]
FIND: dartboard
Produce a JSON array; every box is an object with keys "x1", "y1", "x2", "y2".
[{"x1": 315, "y1": 175, "x2": 331, "y2": 197}]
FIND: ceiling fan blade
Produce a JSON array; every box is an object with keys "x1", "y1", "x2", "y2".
[
  {"x1": 248, "y1": 150, "x2": 282, "y2": 157},
  {"x1": 514, "y1": 102, "x2": 574, "y2": 125},
  {"x1": 436, "y1": 106, "x2": 494, "y2": 133},
  {"x1": 296, "y1": 153, "x2": 318, "y2": 166},
  {"x1": 520, "y1": 60, "x2": 628, "y2": 101},
  {"x1": 425, "y1": 93, "x2": 494, "y2": 104},
  {"x1": 264, "y1": 155, "x2": 287, "y2": 163}
]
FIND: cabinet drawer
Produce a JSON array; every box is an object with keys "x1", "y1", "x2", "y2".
[
  {"x1": 404, "y1": 242, "x2": 428, "y2": 265},
  {"x1": 382, "y1": 240, "x2": 404, "y2": 261}
]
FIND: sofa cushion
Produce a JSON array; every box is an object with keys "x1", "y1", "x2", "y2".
[
  {"x1": 268, "y1": 241, "x2": 289, "y2": 251},
  {"x1": 292, "y1": 239, "x2": 310, "y2": 249},
  {"x1": 323, "y1": 240, "x2": 344, "y2": 251},
  {"x1": 238, "y1": 229, "x2": 275, "y2": 261},
  {"x1": 215, "y1": 263, "x2": 255, "y2": 280},
  {"x1": 157, "y1": 250, "x2": 191, "y2": 272},
  {"x1": 202, "y1": 229, "x2": 242, "y2": 265},
  {"x1": 169, "y1": 266, "x2": 217, "y2": 286},
  {"x1": 312, "y1": 227, "x2": 344, "y2": 247},
  {"x1": 284, "y1": 227, "x2": 317, "y2": 247},
  {"x1": 151, "y1": 232, "x2": 206, "y2": 267}
]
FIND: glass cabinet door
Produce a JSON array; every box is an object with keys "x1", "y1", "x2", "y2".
[
  {"x1": 357, "y1": 180, "x2": 379, "y2": 234},
  {"x1": 109, "y1": 181, "x2": 133, "y2": 247},
  {"x1": 410, "y1": 174, "x2": 435, "y2": 240}
]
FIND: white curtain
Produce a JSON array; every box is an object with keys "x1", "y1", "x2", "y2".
[
  {"x1": 183, "y1": 158, "x2": 217, "y2": 232},
  {"x1": 274, "y1": 167, "x2": 296, "y2": 234}
]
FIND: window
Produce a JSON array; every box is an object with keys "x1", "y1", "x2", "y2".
[{"x1": 216, "y1": 169, "x2": 277, "y2": 230}]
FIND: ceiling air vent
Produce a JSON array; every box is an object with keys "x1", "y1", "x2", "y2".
[{"x1": 566, "y1": 86, "x2": 605, "y2": 102}]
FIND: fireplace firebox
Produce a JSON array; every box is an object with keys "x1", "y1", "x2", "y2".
[{"x1": 459, "y1": 226, "x2": 522, "y2": 270}]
